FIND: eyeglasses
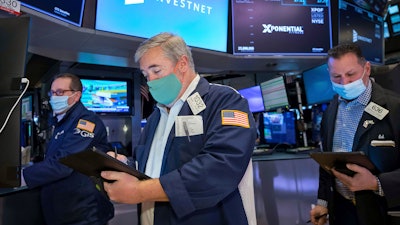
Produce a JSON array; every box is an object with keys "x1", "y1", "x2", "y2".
[{"x1": 48, "y1": 89, "x2": 76, "y2": 96}]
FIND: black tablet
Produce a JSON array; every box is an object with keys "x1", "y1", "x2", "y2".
[
  {"x1": 309, "y1": 151, "x2": 377, "y2": 176},
  {"x1": 59, "y1": 147, "x2": 150, "y2": 180}
]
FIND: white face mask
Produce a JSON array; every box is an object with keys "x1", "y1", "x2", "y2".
[
  {"x1": 49, "y1": 93, "x2": 76, "y2": 114},
  {"x1": 331, "y1": 69, "x2": 366, "y2": 100}
]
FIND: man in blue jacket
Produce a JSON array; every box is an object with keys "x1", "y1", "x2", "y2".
[
  {"x1": 101, "y1": 32, "x2": 257, "y2": 225},
  {"x1": 22, "y1": 73, "x2": 114, "y2": 225}
]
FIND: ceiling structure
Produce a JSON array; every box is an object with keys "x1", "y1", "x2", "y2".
[{"x1": 2, "y1": 4, "x2": 400, "y2": 88}]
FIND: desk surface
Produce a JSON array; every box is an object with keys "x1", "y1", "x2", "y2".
[{"x1": 252, "y1": 149, "x2": 319, "y2": 161}]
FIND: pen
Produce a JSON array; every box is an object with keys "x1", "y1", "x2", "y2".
[
  {"x1": 114, "y1": 146, "x2": 118, "y2": 158},
  {"x1": 306, "y1": 213, "x2": 328, "y2": 223},
  {"x1": 183, "y1": 121, "x2": 191, "y2": 142}
]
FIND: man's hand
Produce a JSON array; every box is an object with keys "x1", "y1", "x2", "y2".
[
  {"x1": 106, "y1": 151, "x2": 128, "y2": 164},
  {"x1": 310, "y1": 204, "x2": 328, "y2": 225},
  {"x1": 332, "y1": 163, "x2": 378, "y2": 192}
]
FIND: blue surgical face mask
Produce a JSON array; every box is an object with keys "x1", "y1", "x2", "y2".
[
  {"x1": 49, "y1": 93, "x2": 75, "y2": 114},
  {"x1": 147, "y1": 73, "x2": 182, "y2": 106},
  {"x1": 331, "y1": 69, "x2": 366, "y2": 100}
]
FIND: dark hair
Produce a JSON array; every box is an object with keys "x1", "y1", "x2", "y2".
[
  {"x1": 52, "y1": 73, "x2": 83, "y2": 92},
  {"x1": 327, "y1": 43, "x2": 366, "y2": 65}
]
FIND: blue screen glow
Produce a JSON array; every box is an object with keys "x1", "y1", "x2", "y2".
[{"x1": 95, "y1": 0, "x2": 228, "y2": 52}]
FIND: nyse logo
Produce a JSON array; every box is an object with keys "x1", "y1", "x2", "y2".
[{"x1": 125, "y1": 0, "x2": 144, "y2": 5}]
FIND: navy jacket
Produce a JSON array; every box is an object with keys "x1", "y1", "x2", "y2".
[
  {"x1": 319, "y1": 82, "x2": 400, "y2": 225},
  {"x1": 23, "y1": 102, "x2": 114, "y2": 225},
  {"x1": 135, "y1": 77, "x2": 257, "y2": 225}
]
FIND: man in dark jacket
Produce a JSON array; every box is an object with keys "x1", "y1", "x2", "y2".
[
  {"x1": 101, "y1": 32, "x2": 257, "y2": 225},
  {"x1": 310, "y1": 43, "x2": 400, "y2": 225},
  {"x1": 23, "y1": 73, "x2": 114, "y2": 225}
]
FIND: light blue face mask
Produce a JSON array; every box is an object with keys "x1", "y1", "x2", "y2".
[
  {"x1": 331, "y1": 70, "x2": 366, "y2": 100},
  {"x1": 49, "y1": 93, "x2": 75, "y2": 114},
  {"x1": 147, "y1": 73, "x2": 182, "y2": 106}
]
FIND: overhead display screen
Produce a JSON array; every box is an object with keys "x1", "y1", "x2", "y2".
[
  {"x1": 96, "y1": 0, "x2": 229, "y2": 52},
  {"x1": 20, "y1": 0, "x2": 85, "y2": 26},
  {"x1": 339, "y1": 1, "x2": 384, "y2": 64},
  {"x1": 232, "y1": 0, "x2": 332, "y2": 56}
]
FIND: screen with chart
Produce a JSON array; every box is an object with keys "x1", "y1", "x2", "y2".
[{"x1": 260, "y1": 76, "x2": 290, "y2": 112}]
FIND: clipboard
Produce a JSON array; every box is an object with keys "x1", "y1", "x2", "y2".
[
  {"x1": 309, "y1": 151, "x2": 377, "y2": 176},
  {"x1": 59, "y1": 147, "x2": 150, "y2": 180}
]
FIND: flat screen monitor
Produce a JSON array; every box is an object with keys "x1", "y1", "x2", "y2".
[
  {"x1": 386, "y1": 3, "x2": 400, "y2": 37},
  {"x1": 232, "y1": 0, "x2": 332, "y2": 56},
  {"x1": 80, "y1": 78, "x2": 131, "y2": 114},
  {"x1": 238, "y1": 85, "x2": 264, "y2": 113},
  {"x1": 339, "y1": 1, "x2": 385, "y2": 65},
  {"x1": 259, "y1": 111, "x2": 297, "y2": 147},
  {"x1": 260, "y1": 76, "x2": 290, "y2": 112},
  {"x1": 302, "y1": 63, "x2": 336, "y2": 105},
  {"x1": 20, "y1": 0, "x2": 85, "y2": 26},
  {"x1": 95, "y1": 0, "x2": 229, "y2": 52},
  {"x1": 344, "y1": 0, "x2": 388, "y2": 16}
]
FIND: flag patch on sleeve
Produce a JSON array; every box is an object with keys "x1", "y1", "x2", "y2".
[
  {"x1": 77, "y1": 119, "x2": 95, "y2": 132},
  {"x1": 221, "y1": 110, "x2": 250, "y2": 128}
]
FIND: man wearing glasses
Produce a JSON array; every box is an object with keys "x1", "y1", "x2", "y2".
[{"x1": 22, "y1": 73, "x2": 114, "y2": 225}]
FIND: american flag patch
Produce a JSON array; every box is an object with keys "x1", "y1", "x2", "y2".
[
  {"x1": 221, "y1": 110, "x2": 250, "y2": 128},
  {"x1": 77, "y1": 119, "x2": 95, "y2": 132}
]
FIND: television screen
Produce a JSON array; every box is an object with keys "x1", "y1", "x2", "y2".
[
  {"x1": 344, "y1": 0, "x2": 388, "y2": 16},
  {"x1": 232, "y1": 0, "x2": 332, "y2": 56},
  {"x1": 238, "y1": 85, "x2": 264, "y2": 113},
  {"x1": 95, "y1": 0, "x2": 229, "y2": 52},
  {"x1": 302, "y1": 63, "x2": 336, "y2": 105},
  {"x1": 20, "y1": 0, "x2": 85, "y2": 26},
  {"x1": 260, "y1": 76, "x2": 290, "y2": 112},
  {"x1": 80, "y1": 78, "x2": 131, "y2": 114},
  {"x1": 339, "y1": 1, "x2": 384, "y2": 64},
  {"x1": 386, "y1": 3, "x2": 400, "y2": 37},
  {"x1": 260, "y1": 111, "x2": 297, "y2": 146}
]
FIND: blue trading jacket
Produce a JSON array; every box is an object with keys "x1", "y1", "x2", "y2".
[
  {"x1": 135, "y1": 77, "x2": 257, "y2": 225},
  {"x1": 23, "y1": 102, "x2": 114, "y2": 225}
]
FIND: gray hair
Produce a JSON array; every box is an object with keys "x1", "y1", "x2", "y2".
[{"x1": 134, "y1": 32, "x2": 195, "y2": 70}]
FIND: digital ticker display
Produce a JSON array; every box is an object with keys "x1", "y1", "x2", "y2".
[{"x1": 232, "y1": 0, "x2": 332, "y2": 56}]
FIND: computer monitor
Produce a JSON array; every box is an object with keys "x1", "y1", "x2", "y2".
[
  {"x1": 80, "y1": 78, "x2": 131, "y2": 115},
  {"x1": 95, "y1": 1, "x2": 229, "y2": 52},
  {"x1": 260, "y1": 76, "x2": 290, "y2": 112},
  {"x1": 238, "y1": 85, "x2": 264, "y2": 113},
  {"x1": 338, "y1": 1, "x2": 385, "y2": 65},
  {"x1": 232, "y1": 0, "x2": 332, "y2": 56},
  {"x1": 302, "y1": 63, "x2": 336, "y2": 105},
  {"x1": 20, "y1": 0, "x2": 86, "y2": 26},
  {"x1": 259, "y1": 111, "x2": 297, "y2": 148}
]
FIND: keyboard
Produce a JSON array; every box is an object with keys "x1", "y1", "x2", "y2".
[
  {"x1": 286, "y1": 146, "x2": 316, "y2": 154},
  {"x1": 253, "y1": 148, "x2": 274, "y2": 155}
]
